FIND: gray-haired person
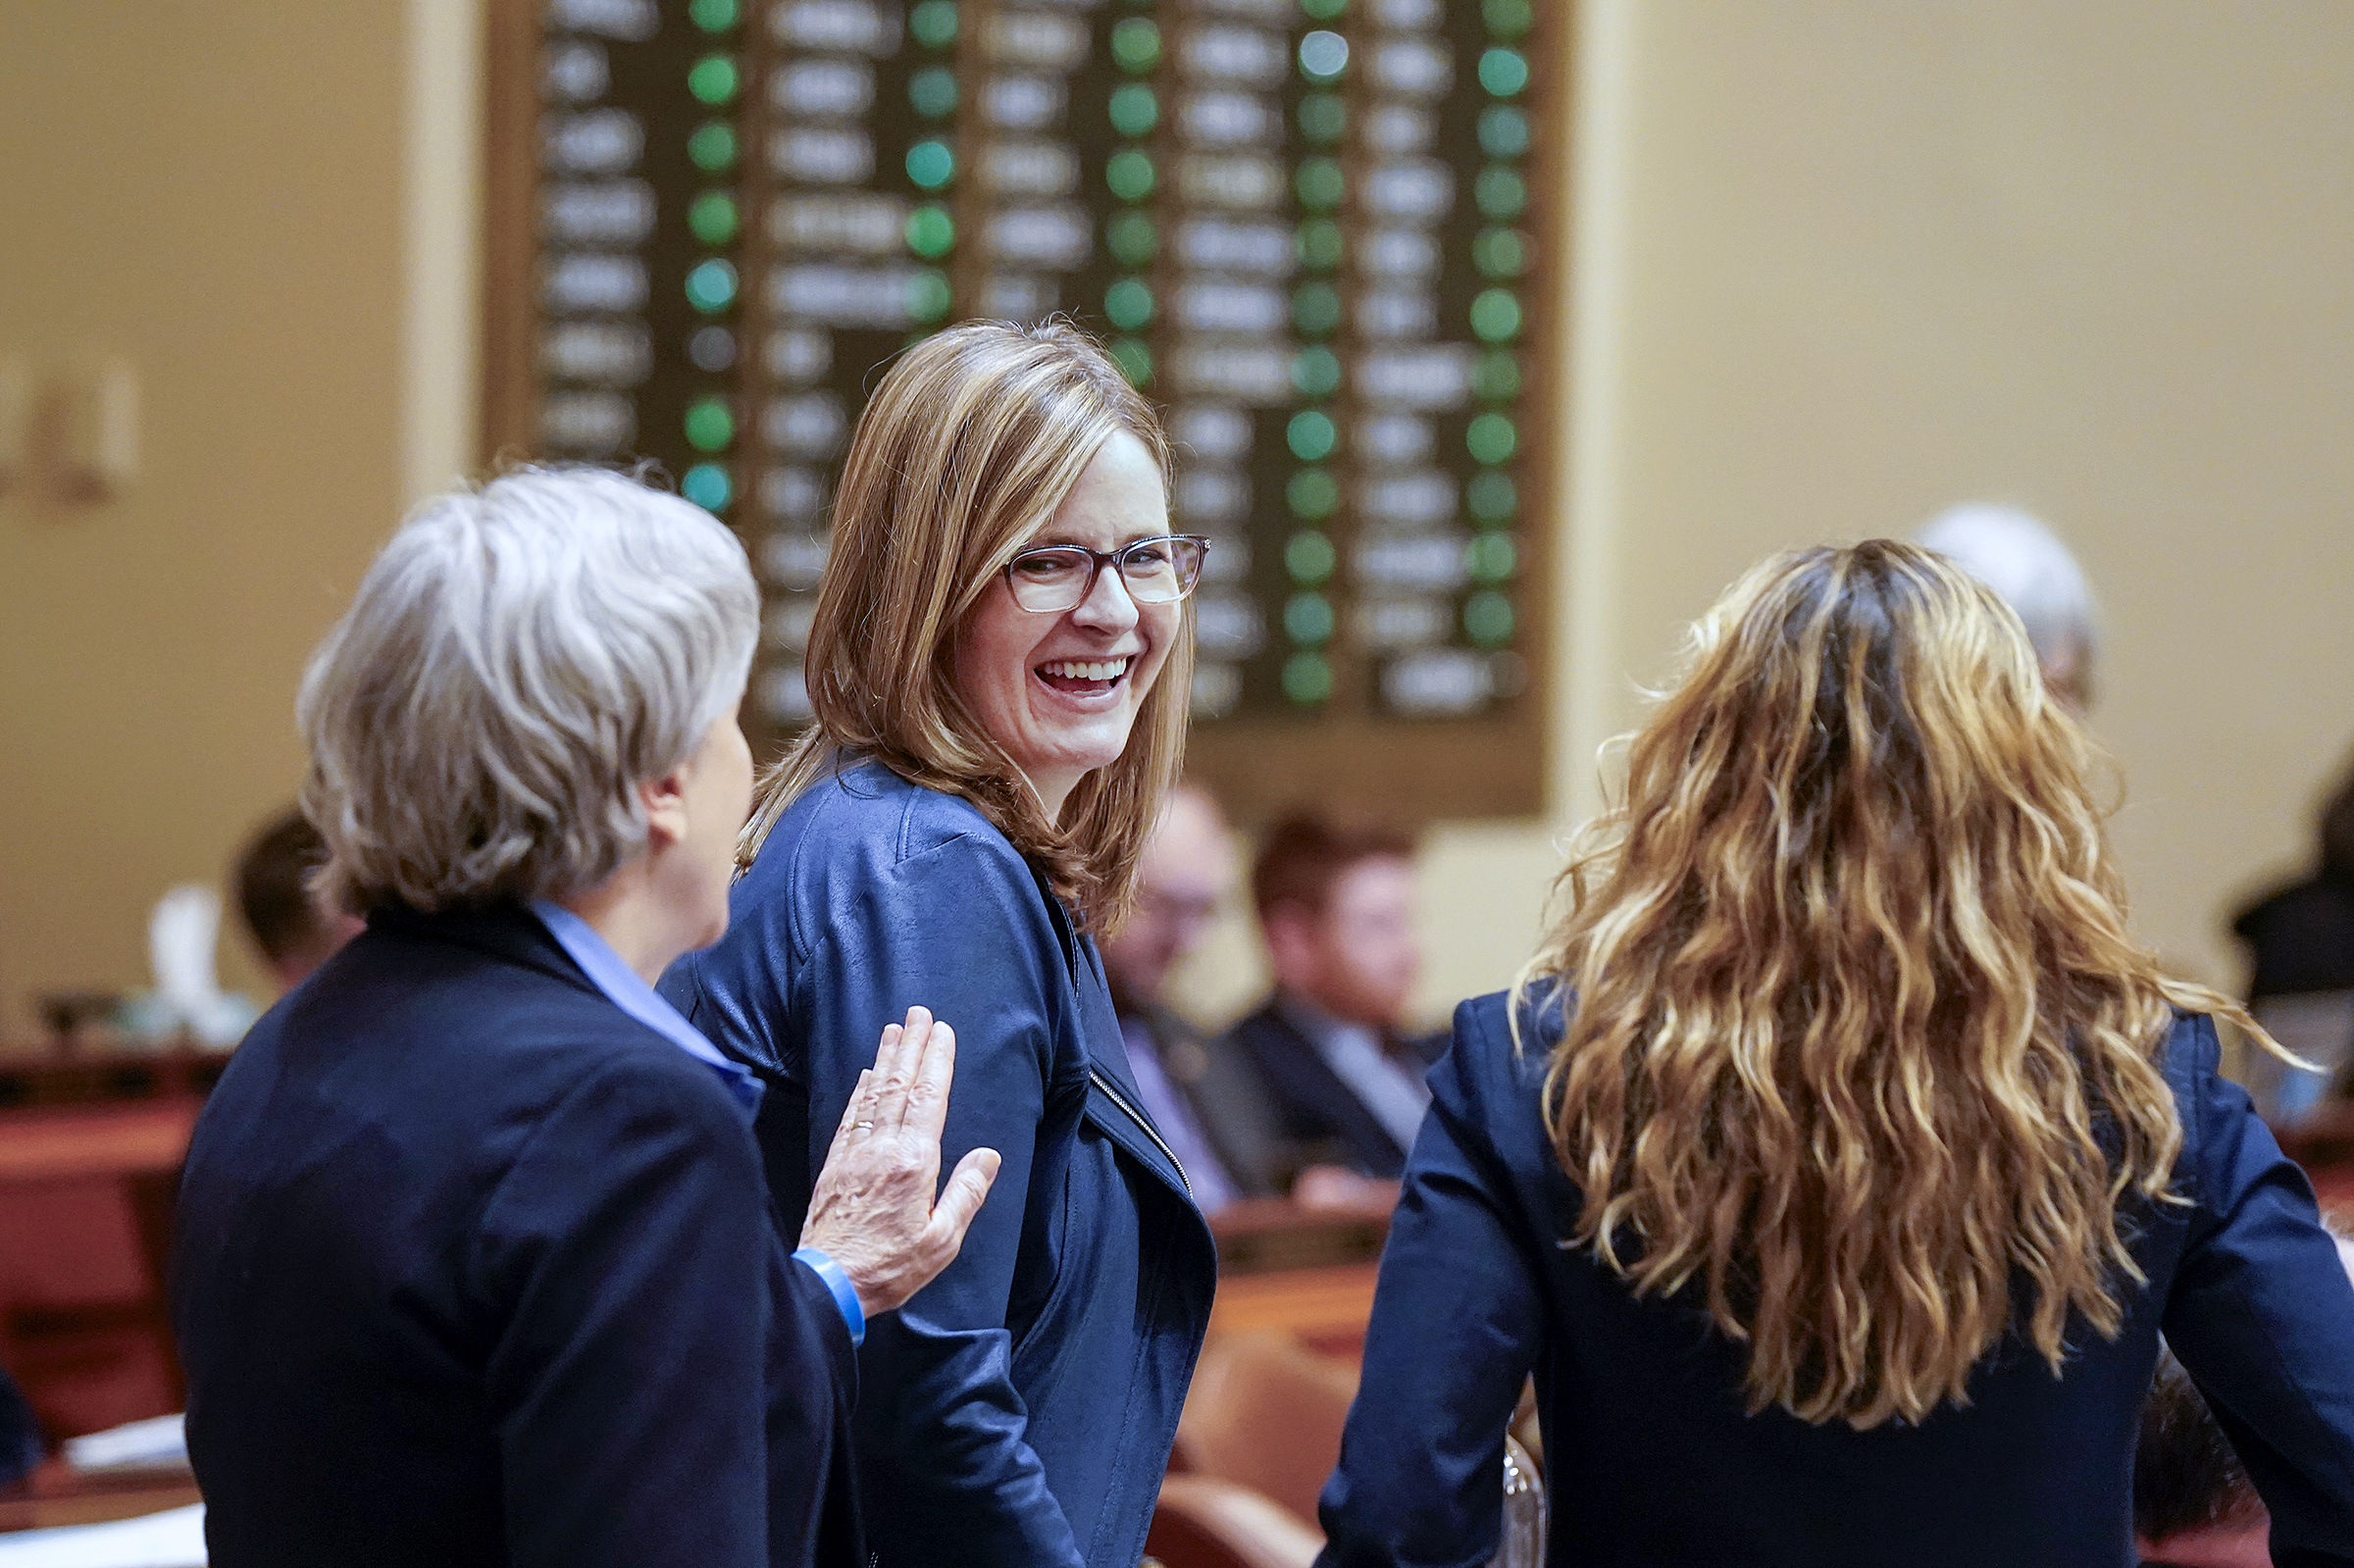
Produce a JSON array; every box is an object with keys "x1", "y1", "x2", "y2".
[
  {"x1": 173, "y1": 467, "x2": 998, "y2": 1568},
  {"x1": 1915, "y1": 503, "x2": 2098, "y2": 713}
]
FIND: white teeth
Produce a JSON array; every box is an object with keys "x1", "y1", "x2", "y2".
[{"x1": 1039, "y1": 657, "x2": 1131, "y2": 683}]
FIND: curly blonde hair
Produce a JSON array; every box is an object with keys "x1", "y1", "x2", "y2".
[{"x1": 1518, "y1": 540, "x2": 2280, "y2": 1429}]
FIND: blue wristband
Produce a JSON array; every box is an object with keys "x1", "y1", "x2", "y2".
[{"x1": 792, "y1": 1247, "x2": 866, "y2": 1347}]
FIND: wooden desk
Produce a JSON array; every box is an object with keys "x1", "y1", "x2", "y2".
[
  {"x1": 0, "y1": 1050, "x2": 227, "y2": 1113},
  {"x1": 0, "y1": 1103, "x2": 198, "y2": 1441},
  {"x1": 1208, "y1": 1263, "x2": 1381, "y2": 1364},
  {"x1": 0, "y1": 1459, "x2": 200, "y2": 1533},
  {"x1": 0, "y1": 1104, "x2": 199, "y2": 1187}
]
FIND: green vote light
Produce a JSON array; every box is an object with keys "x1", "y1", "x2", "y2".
[
  {"x1": 1467, "y1": 470, "x2": 1517, "y2": 524},
  {"x1": 1475, "y1": 166, "x2": 1528, "y2": 221},
  {"x1": 1283, "y1": 650, "x2": 1333, "y2": 705},
  {"x1": 688, "y1": 54, "x2": 740, "y2": 106},
  {"x1": 907, "y1": 139, "x2": 955, "y2": 190},
  {"x1": 1470, "y1": 287, "x2": 1522, "y2": 343},
  {"x1": 687, "y1": 121, "x2": 738, "y2": 174},
  {"x1": 1111, "y1": 17, "x2": 1160, "y2": 73},
  {"x1": 1292, "y1": 345, "x2": 1341, "y2": 398},
  {"x1": 684, "y1": 258, "x2": 738, "y2": 314},
  {"x1": 909, "y1": 67, "x2": 957, "y2": 118},
  {"x1": 1106, "y1": 148, "x2": 1156, "y2": 201},
  {"x1": 1471, "y1": 349, "x2": 1521, "y2": 402},
  {"x1": 1463, "y1": 590, "x2": 1515, "y2": 648},
  {"x1": 1298, "y1": 92, "x2": 1346, "y2": 146},
  {"x1": 1466, "y1": 412, "x2": 1518, "y2": 465},
  {"x1": 910, "y1": 0, "x2": 958, "y2": 48},
  {"x1": 684, "y1": 395, "x2": 735, "y2": 453},
  {"x1": 1465, "y1": 532, "x2": 1516, "y2": 584},
  {"x1": 1479, "y1": 106, "x2": 1530, "y2": 160},
  {"x1": 1287, "y1": 409, "x2": 1337, "y2": 463},
  {"x1": 1479, "y1": 47, "x2": 1529, "y2": 98},
  {"x1": 1297, "y1": 29, "x2": 1349, "y2": 84},
  {"x1": 1287, "y1": 470, "x2": 1338, "y2": 521},
  {"x1": 689, "y1": 0, "x2": 741, "y2": 32},
  {"x1": 1295, "y1": 218, "x2": 1344, "y2": 271},
  {"x1": 1104, "y1": 278, "x2": 1155, "y2": 330},
  {"x1": 1109, "y1": 338, "x2": 1153, "y2": 387},
  {"x1": 1302, "y1": 0, "x2": 1346, "y2": 19},
  {"x1": 1292, "y1": 279, "x2": 1341, "y2": 336},
  {"x1": 1106, "y1": 210, "x2": 1158, "y2": 266},
  {"x1": 1473, "y1": 228, "x2": 1527, "y2": 280},
  {"x1": 1285, "y1": 592, "x2": 1336, "y2": 647},
  {"x1": 1483, "y1": 0, "x2": 1532, "y2": 38},
  {"x1": 1109, "y1": 82, "x2": 1158, "y2": 137},
  {"x1": 682, "y1": 463, "x2": 733, "y2": 513},
  {"x1": 1295, "y1": 157, "x2": 1345, "y2": 213},
  {"x1": 907, "y1": 269, "x2": 952, "y2": 323},
  {"x1": 1285, "y1": 530, "x2": 1337, "y2": 584},
  {"x1": 689, "y1": 190, "x2": 740, "y2": 247},
  {"x1": 904, "y1": 204, "x2": 955, "y2": 258}
]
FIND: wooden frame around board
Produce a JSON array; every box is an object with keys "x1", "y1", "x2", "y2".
[{"x1": 477, "y1": 0, "x2": 1568, "y2": 830}]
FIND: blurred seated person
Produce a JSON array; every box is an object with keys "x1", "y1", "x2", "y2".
[
  {"x1": 1915, "y1": 502, "x2": 2098, "y2": 714},
  {"x1": 1226, "y1": 814, "x2": 1443, "y2": 1191},
  {"x1": 232, "y1": 805, "x2": 365, "y2": 990},
  {"x1": 2135, "y1": 1349, "x2": 2268, "y2": 1568},
  {"x1": 1099, "y1": 783, "x2": 1290, "y2": 1211},
  {"x1": 2232, "y1": 758, "x2": 2354, "y2": 1121}
]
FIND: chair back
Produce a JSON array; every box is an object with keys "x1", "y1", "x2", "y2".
[{"x1": 1172, "y1": 1331, "x2": 1357, "y2": 1526}]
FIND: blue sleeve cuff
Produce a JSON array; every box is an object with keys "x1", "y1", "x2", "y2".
[{"x1": 792, "y1": 1247, "x2": 866, "y2": 1347}]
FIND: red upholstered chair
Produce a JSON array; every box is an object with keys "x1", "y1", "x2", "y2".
[
  {"x1": 1171, "y1": 1331, "x2": 1358, "y2": 1528},
  {"x1": 1147, "y1": 1475, "x2": 1322, "y2": 1568}
]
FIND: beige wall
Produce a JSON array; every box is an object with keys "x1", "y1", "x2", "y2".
[
  {"x1": 0, "y1": 3, "x2": 422, "y2": 1032},
  {"x1": 1187, "y1": 0, "x2": 2354, "y2": 1028},
  {"x1": 5, "y1": 0, "x2": 2350, "y2": 1037}
]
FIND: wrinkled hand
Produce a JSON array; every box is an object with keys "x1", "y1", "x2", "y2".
[{"x1": 800, "y1": 1007, "x2": 1001, "y2": 1318}]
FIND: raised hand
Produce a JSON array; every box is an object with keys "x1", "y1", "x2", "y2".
[{"x1": 799, "y1": 1006, "x2": 1001, "y2": 1317}]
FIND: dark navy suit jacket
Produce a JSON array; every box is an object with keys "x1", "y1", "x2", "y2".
[
  {"x1": 1318, "y1": 988, "x2": 2354, "y2": 1568},
  {"x1": 662, "y1": 762, "x2": 1218, "y2": 1568},
  {"x1": 1226, "y1": 996, "x2": 1447, "y2": 1180},
  {"x1": 174, "y1": 903, "x2": 861, "y2": 1568}
]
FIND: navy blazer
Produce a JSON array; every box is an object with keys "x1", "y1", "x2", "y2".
[
  {"x1": 1318, "y1": 988, "x2": 2354, "y2": 1568},
  {"x1": 662, "y1": 762, "x2": 1218, "y2": 1568},
  {"x1": 174, "y1": 903, "x2": 861, "y2": 1568},
  {"x1": 1226, "y1": 997, "x2": 1447, "y2": 1180}
]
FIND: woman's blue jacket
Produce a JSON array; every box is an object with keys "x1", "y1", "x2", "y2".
[{"x1": 663, "y1": 761, "x2": 1217, "y2": 1568}]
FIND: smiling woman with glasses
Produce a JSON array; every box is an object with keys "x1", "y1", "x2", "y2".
[{"x1": 659, "y1": 322, "x2": 1218, "y2": 1568}]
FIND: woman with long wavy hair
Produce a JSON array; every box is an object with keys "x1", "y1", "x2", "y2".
[{"x1": 1317, "y1": 541, "x2": 2354, "y2": 1567}]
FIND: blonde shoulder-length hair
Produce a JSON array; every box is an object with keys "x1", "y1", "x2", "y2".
[
  {"x1": 1517, "y1": 539, "x2": 2283, "y2": 1430},
  {"x1": 741, "y1": 320, "x2": 1187, "y2": 930}
]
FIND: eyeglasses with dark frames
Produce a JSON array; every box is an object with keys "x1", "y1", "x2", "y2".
[{"x1": 1001, "y1": 534, "x2": 1210, "y2": 615}]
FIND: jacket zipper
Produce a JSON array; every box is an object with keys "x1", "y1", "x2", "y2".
[{"x1": 1087, "y1": 1066, "x2": 1192, "y2": 1196}]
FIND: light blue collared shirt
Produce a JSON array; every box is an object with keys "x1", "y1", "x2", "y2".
[
  {"x1": 531, "y1": 900, "x2": 762, "y2": 1114},
  {"x1": 528, "y1": 901, "x2": 863, "y2": 1345}
]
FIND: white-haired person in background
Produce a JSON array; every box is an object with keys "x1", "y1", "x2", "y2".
[
  {"x1": 1915, "y1": 502, "x2": 2098, "y2": 713},
  {"x1": 172, "y1": 468, "x2": 999, "y2": 1568}
]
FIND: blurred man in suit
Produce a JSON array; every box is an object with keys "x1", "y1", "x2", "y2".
[
  {"x1": 1100, "y1": 784, "x2": 1289, "y2": 1212},
  {"x1": 1225, "y1": 814, "x2": 1442, "y2": 1184}
]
